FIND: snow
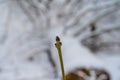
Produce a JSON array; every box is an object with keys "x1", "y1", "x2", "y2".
[
  {"x1": 50, "y1": 28, "x2": 120, "y2": 80},
  {"x1": 0, "y1": 26, "x2": 120, "y2": 80},
  {"x1": 96, "y1": 53, "x2": 120, "y2": 80},
  {"x1": 0, "y1": 0, "x2": 120, "y2": 80},
  {"x1": 0, "y1": 33, "x2": 55, "y2": 80}
]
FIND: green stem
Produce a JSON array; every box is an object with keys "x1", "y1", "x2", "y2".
[
  {"x1": 58, "y1": 47, "x2": 66, "y2": 80},
  {"x1": 55, "y1": 36, "x2": 66, "y2": 80}
]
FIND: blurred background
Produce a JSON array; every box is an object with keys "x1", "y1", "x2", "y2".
[{"x1": 0, "y1": 0, "x2": 120, "y2": 80}]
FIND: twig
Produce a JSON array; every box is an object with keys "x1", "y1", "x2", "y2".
[
  {"x1": 84, "y1": 26, "x2": 120, "y2": 40},
  {"x1": 55, "y1": 36, "x2": 66, "y2": 80}
]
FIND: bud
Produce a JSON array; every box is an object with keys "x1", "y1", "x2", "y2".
[{"x1": 56, "y1": 36, "x2": 60, "y2": 41}]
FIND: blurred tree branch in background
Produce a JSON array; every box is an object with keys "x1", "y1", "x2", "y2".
[{"x1": 1, "y1": 0, "x2": 119, "y2": 52}]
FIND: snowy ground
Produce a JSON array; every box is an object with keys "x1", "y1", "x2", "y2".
[
  {"x1": 51, "y1": 28, "x2": 120, "y2": 80},
  {"x1": 0, "y1": 27, "x2": 120, "y2": 80},
  {"x1": 0, "y1": 0, "x2": 120, "y2": 80},
  {"x1": 96, "y1": 53, "x2": 120, "y2": 80}
]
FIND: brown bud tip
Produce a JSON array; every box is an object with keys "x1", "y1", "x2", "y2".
[{"x1": 56, "y1": 36, "x2": 60, "y2": 41}]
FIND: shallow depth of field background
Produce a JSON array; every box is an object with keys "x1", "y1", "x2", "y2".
[{"x1": 0, "y1": 0, "x2": 120, "y2": 80}]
